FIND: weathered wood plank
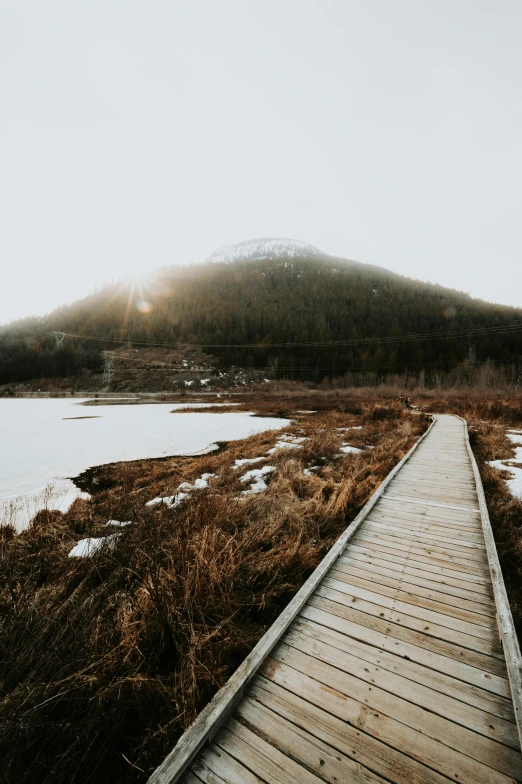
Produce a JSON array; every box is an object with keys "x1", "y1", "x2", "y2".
[
  {"x1": 262, "y1": 656, "x2": 520, "y2": 783},
  {"x1": 270, "y1": 644, "x2": 522, "y2": 776},
  {"x1": 235, "y1": 698, "x2": 387, "y2": 784},
  {"x1": 293, "y1": 616, "x2": 514, "y2": 719},
  {"x1": 283, "y1": 628, "x2": 519, "y2": 747},
  {"x1": 332, "y1": 562, "x2": 496, "y2": 621},
  {"x1": 308, "y1": 593, "x2": 509, "y2": 680},
  {"x1": 248, "y1": 677, "x2": 453, "y2": 784}
]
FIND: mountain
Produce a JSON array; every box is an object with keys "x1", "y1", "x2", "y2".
[
  {"x1": 1, "y1": 243, "x2": 522, "y2": 387},
  {"x1": 207, "y1": 237, "x2": 327, "y2": 263}
]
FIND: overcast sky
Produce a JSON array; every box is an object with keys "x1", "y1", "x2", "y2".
[{"x1": 1, "y1": 0, "x2": 521, "y2": 324}]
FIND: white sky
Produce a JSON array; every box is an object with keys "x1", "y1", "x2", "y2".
[{"x1": 1, "y1": 0, "x2": 521, "y2": 324}]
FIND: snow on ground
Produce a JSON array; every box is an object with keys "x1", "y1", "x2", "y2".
[
  {"x1": 488, "y1": 429, "x2": 522, "y2": 501},
  {"x1": 489, "y1": 460, "x2": 522, "y2": 501},
  {"x1": 68, "y1": 534, "x2": 120, "y2": 558},
  {"x1": 340, "y1": 445, "x2": 362, "y2": 454},
  {"x1": 106, "y1": 519, "x2": 132, "y2": 527},
  {"x1": 304, "y1": 466, "x2": 320, "y2": 475},
  {"x1": 146, "y1": 473, "x2": 215, "y2": 508},
  {"x1": 232, "y1": 457, "x2": 266, "y2": 469},
  {"x1": 207, "y1": 237, "x2": 323, "y2": 263},
  {"x1": 239, "y1": 466, "x2": 276, "y2": 494}
]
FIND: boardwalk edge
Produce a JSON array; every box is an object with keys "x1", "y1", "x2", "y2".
[
  {"x1": 147, "y1": 414, "x2": 437, "y2": 784},
  {"x1": 460, "y1": 415, "x2": 522, "y2": 750}
]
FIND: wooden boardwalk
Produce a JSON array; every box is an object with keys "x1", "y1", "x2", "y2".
[{"x1": 150, "y1": 415, "x2": 522, "y2": 784}]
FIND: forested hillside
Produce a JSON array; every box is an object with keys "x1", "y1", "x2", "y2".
[{"x1": 1, "y1": 251, "x2": 522, "y2": 385}]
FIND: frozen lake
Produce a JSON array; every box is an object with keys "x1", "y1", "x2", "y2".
[{"x1": 0, "y1": 398, "x2": 289, "y2": 529}]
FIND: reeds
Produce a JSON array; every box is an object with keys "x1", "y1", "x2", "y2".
[{"x1": 0, "y1": 401, "x2": 425, "y2": 783}]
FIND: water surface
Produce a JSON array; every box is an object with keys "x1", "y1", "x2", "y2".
[{"x1": 0, "y1": 398, "x2": 289, "y2": 528}]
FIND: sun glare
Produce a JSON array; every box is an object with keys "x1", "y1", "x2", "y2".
[{"x1": 137, "y1": 299, "x2": 152, "y2": 314}]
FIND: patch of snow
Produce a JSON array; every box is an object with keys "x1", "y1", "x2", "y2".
[
  {"x1": 304, "y1": 466, "x2": 320, "y2": 475},
  {"x1": 201, "y1": 379, "x2": 210, "y2": 385},
  {"x1": 507, "y1": 433, "x2": 522, "y2": 446},
  {"x1": 68, "y1": 534, "x2": 120, "y2": 558},
  {"x1": 146, "y1": 472, "x2": 215, "y2": 508},
  {"x1": 106, "y1": 519, "x2": 132, "y2": 527},
  {"x1": 340, "y1": 445, "x2": 362, "y2": 454},
  {"x1": 489, "y1": 460, "x2": 522, "y2": 501},
  {"x1": 488, "y1": 428, "x2": 522, "y2": 501},
  {"x1": 296, "y1": 410, "x2": 317, "y2": 414},
  {"x1": 240, "y1": 465, "x2": 276, "y2": 494},
  {"x1": 232, "y1": 457, "x2": 266, "y2": 469},
  {"x1": 207, "y1": 237, "x2": 325, "y2": 263},
  {"x1": 184, "y1": 380, "x2": 194, "y2": 387}
]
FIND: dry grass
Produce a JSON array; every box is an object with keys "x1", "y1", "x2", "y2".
[{"x1": 0, "y1": 399, "x2": 426, "y2": 784}]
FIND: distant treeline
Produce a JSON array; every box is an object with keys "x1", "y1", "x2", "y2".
[{"x1": 1, "y1": 256, "x2": 522, "y2": 384}]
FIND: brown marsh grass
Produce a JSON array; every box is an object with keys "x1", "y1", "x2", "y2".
[{"x1": 0, "y1": 400, "x2": 425, "y2": 784}]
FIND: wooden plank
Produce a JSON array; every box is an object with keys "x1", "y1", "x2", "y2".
[
  {"x1": 184, "y1": 772, "x2": 205, "y2": 784},
  {"x1": 353, "y1": 530, "x2": 489, "y2": 569},
  {"x1": 332, "y1": 562, "x2": 496, "y2": 621},
  {"x1": 283, "y1": 628, "x2": 519, "y2": 747},
  {"x1": 357, "y1": 524, "x2": 489, "y2": 563},
  {"x1": 216, "y1": 719, "x2": 325, "y2": 784},
  {"x1": 353, "y1": 517, "x2": 486, "y2": 545},
  {"x1": 388, "y1": 483, "x2": 479, "y2": 503},
  {"x1": 369, "y1": 505, "x2": 483, "y2": 530},
  {"x1": 248, "y1": 677, "x2": 453, "y2": 784},
  {"x1": 307, "y1": 594, "x2": 509, "y2": 681},
  {"x1": 191, "y1": 745, "x2": 264, "y2": 784},
  {"x1": 376, "y1": 499, "x2": 481, "y2": 522},
  {"x1": 322, "y1": 575, "x2": 499, "y2": 645},
  {"x1": 146, "y1": 415, "x2": 438, "y2": 783},
  {"x1": 393, "y1": 474, "x2": 476, "y2": 490},
  {"x1": 379, "y1": 489, "x2": 479, "y2": 506},
  {"x1": 235, "y1": 698, "x2": 387, "y2": 784},
  {"x1": 266, "y1": 649, "x2": 522, "y2": 781},
  {"x1": 293, "y1": 616, "x2": 514, "y2": 719},
  {"x1": 364, "y1": 519, "x2": 486, "y2": 551},
  {"x1": 460, "y1": 414, "x2": 522, "y2": 750},
  {"x1": 339, "y1": 550, "x2": 493, "y2": 593},
  {"x1": 366, "y1": 509, "x2": 484, "y2": 543},
  {"x1": 346, "y1": 541, "x2": 490, "y2": 582}
]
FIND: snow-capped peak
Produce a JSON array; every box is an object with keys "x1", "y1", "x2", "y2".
[{"x1": 207, "y1": 238, "x2": 326, "y2": 263}]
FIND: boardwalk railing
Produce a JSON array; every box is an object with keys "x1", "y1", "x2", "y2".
[{"x1": 460, "y1": 416, "x2": 522, "y2": 743}]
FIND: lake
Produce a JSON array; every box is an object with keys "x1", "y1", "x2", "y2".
[{"x1": 0, "y1": 398, "x2": 289, "y2": 529}]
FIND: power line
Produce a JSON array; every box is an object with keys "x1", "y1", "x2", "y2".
[{"x1": 55, "y1": 322, "x2": 522, "y2": 349}]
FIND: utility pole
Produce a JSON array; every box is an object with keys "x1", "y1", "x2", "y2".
[
  {"x1": 52, "y1": 331, "x2": 66, "y2": 349},
  {"x1": 102, "y1": 351, "x2": 115, "y2": 386}
]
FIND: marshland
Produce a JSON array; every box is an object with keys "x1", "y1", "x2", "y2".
[{"x1": 1, "y1": 386, "x2": 522, "y2": 783}]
